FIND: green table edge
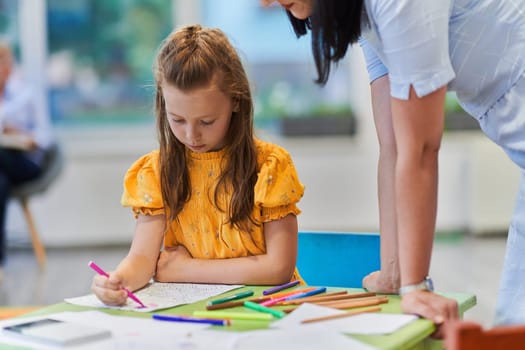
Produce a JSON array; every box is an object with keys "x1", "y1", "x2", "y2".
[{"x1": 1, "y1": 287, "x2": 477, "y2": 350}]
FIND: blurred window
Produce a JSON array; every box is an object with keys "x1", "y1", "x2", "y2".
[
  {"x1": 202, "y1": 0, "x2": 353, "y2": 130},
  {"x1": 0, "y1": 0, "x2": 19, "y2": 56},
  {"x1": 47, "y1": 0, "x2": 173, "y2": 125}
]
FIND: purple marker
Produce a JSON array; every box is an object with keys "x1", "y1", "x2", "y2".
[
  {"x1": 88, "y1": 260, "x2": 146, "y2": 308},
  {"x1": 262, "y1": 280, "x2": 300, "y2": 295}
]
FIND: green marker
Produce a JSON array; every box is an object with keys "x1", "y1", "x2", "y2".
[
  {"x1": 194, "y1": 310, "x2": 273, "y2": 321},
  {"x1": 207, "y1": 290, "x2": 254, "y2": 306},
  {"x1": 243, "y1": 301, "x2": 286, "y2": 319}
]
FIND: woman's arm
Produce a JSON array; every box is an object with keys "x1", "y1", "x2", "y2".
[
  {"x1": 362, "y1": 74, "x2": 400, "y2": 294},
  {"x1": 392, "y1": 85, "x2": 444, "y2": 286},
  {"x1": 392, "y1": 85, "x2": 458, "y2": 326},
  {"x1": 155, "y1": 214, "x2": 298, "y2": 285},
  {"x1": 91, "y1": 214, "x2": 165, "y2": 305}
]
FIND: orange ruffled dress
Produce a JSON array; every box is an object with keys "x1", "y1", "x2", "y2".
[{"x1": 121, "y1": 139, "x2": 305, "y2": 282}]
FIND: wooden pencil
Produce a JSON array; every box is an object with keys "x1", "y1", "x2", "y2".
[
  {"x1": 279, "y1": 291, "x2": 346, "y2": 303},
  {"x1": 282, "y1": 291, "x2": 376, "y2": 305},
  {"x1": 315, "y1": 295, "x2": 387, "y2": 307},
  {"x1": 301, "y1": 306, "x2": 382, "y2": 324},
  {"x1": 279, "y1": 291, "x2": 347, "y2": 304},
  {"x1": 318, "y1": 296, "x2": 389, "y2": 310}
]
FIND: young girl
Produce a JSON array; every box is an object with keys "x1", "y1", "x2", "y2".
[{"x1": 91, "y1": 25, "x2": 304, "y2": 306}]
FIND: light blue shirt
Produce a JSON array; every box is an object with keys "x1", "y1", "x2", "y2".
[
  {"x1": 0, "y1": 70, "x2": 53, "y2": 149},
  {"x1": 360, "y1": 0, "x2": 525, "y2": 119},
  {"x1": 360, "y1": 0, "x2": 525, "y2": 326}
]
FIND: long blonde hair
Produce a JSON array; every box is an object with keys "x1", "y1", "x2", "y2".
[{"x1": 154, "y1": 24, "x2": 258, "y2": 231}]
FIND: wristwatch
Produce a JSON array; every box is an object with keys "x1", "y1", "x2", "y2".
[{"x1": 399, "y1": 276, "x2": 434, "y2": 296}]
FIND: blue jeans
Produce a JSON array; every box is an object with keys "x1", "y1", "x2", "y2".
[
  {"x1": 0, "y1": 148, "x2": 42, "y2": 265},
  {"x1": 480, "y1": 72, "x2": 525, "y2": 325},
  {"x1": 495, "y1": 172, "x2": 525, "y2": 325}
]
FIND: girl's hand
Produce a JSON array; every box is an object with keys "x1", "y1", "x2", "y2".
[
  {"x1": 362, "y1": 270, "x2": 399, "y2": 294},
  {"x1": 401, "y1": 290, "x2": 459, "y2": 339},
  {"x1": 155, "y1": 245, "x2": 192, "y2": 282},
  {"x1": 91, "y1": 272, "x2": 128, "y2": 306}
]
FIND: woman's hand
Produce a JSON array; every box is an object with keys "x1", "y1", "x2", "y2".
[
  {"x1": 401, "y1": 290, "x2": 459, "y2": 339},
  {"x1": 362, "y1": 270, "x2": 399, "y2": 294},
  {"x1": 90, "y1": 272, "x2": 128, "y2": 306},
  {"x1": 155, "y1": 245, "x2": 192, "y2": 282}
]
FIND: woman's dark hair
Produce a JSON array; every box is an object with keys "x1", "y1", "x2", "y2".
[{"x1": 287, "y1": 0, "x2": 364, "y2": 85}]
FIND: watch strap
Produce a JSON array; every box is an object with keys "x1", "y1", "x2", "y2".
[{"x1": 399, "y1": 276, "x2": 434, "y2": 296}]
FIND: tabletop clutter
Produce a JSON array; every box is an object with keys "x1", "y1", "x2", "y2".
[
  {"x1": 1, "y1": 280, "x2": 421, "y2": 349},
  {"x1": 188, "y1": 283, "x2": 389, "y2": 325}
]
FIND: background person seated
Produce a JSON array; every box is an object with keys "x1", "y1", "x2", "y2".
[{"x1": 0, "y1": 40, "x2": 54, "y2": 278}]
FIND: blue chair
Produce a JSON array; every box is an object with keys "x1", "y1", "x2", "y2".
[{"x1": 297, "y1": 231, "x2": 380, "y2": 288}]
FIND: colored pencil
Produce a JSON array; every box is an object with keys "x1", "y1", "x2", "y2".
[
  {"x1": 301, "y1": 306, "x2": 382, "y2": 324},
  {"x1": 315, "y1": 295, "x2": 387, "y2": 306},
  {"x1": 282, "y1": 291, "x2": 376, "y2": 305},
  {"x1": 316, "y1": 296, "x2": 389, "y2": 310},
  {"x1": 279, "y1": 291, "x2": 348, "y2": 304}
]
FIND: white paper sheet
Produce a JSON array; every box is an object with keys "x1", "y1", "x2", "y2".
[
  {"x1": 272, "y1": 303, "x2": 418, "y2": 335},
  {"x1": 0, "y1": 310, "x2": 211, "y2": 350},
  {"x1": 65, "y1": 282, "x2": 243, "y2": 312},
  {"x1": 231, "y1": 327, "x2": 378, "y2": 350}
]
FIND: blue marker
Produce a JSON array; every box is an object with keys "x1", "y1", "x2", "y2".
[
  {"x1": 284, "y1": 287, "x2": 327, "y2": 301},
  {"x1": 152, "y1": 314, "x2": 230, "y2": 326}
]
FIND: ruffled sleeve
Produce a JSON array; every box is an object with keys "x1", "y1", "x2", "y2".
[
  {"x1": 254, "y1": 141, "x2": 305, "y2": 222},
  {"x1": 120, "y1": 150, "x2": 165, "y2": 218}
]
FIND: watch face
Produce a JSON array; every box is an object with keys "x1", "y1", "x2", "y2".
[{"x1": 426, "y1": 277, "x2": 434, "y2": 292}]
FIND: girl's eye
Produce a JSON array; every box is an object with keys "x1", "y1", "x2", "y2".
[
  {"x1": 201, "y1": 120, "x2": 214, "y2": 126},
  {"x1": 171, "y1": 118, "x2": 184, "y2": 124}
]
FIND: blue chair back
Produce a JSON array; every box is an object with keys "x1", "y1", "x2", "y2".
[{"x1": 297, "y1": 231, "x2": 380, "y2": 288}]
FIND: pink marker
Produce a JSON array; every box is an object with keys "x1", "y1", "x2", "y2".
[
  {"x1": 260, "y1": 295, "x2": 289, "y2": 307},
  {"x1": 88, "y1": 260, "x2": 146, "y2": 308}
]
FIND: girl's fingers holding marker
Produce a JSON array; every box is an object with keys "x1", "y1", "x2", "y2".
[
  {"x1": 92, "y1": 274, "x2": 121, "y2": 290},
  {"x1": 91, "y1": 274, "x2": 128, "y2": 306},
  {"x1": 91, "y1": 277, "x2": 127, "y2": 305},
  {"x1": 92, "y1": 284, "x2": 128, "y2": 306}
]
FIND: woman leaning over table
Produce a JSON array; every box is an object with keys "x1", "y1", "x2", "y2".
[{"x1": 260, "y1": 0, "x2": 525, "y2": 329}]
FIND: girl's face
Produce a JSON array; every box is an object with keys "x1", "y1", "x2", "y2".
[
  {"x1": 260, "y1": 0, "x2": 314, "y2": 20},
  {"x1": 163, "y1": 82, "x2": 235, "y2": 153}
]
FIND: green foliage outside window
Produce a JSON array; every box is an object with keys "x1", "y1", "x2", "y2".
[
  {"x1": 444, "y1": 92, "x2": 479, "y2": 131},
  {"x1": 0, "y1": 0, "x2": 19, "y2": 57},
  {"x1": 47, "y1": 0, "x2": 173, "y2": 125}
]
